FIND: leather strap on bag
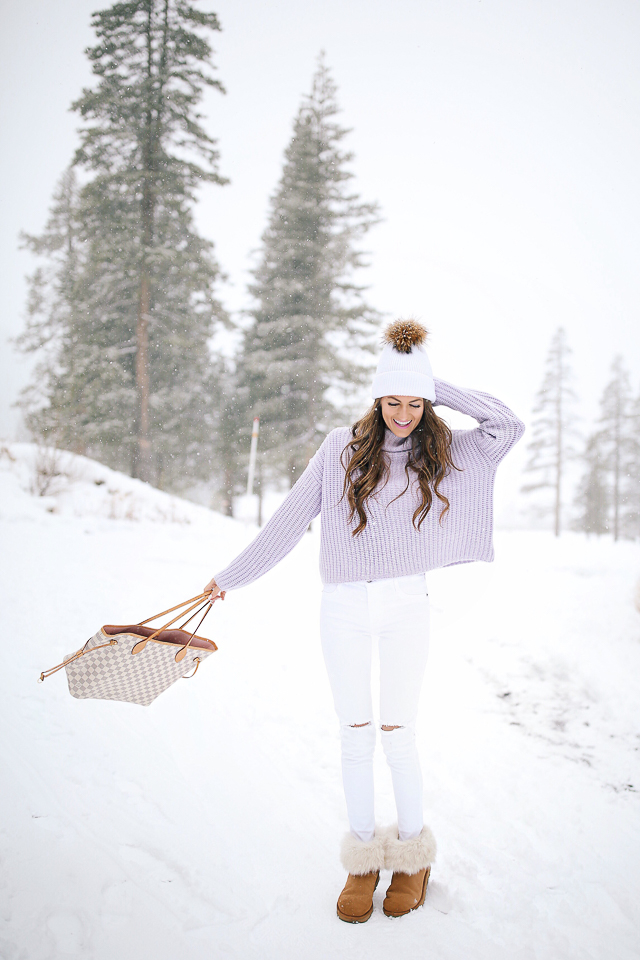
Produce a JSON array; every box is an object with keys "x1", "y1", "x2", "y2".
[
  {"x1": 137, "y1": 592, "x2": 212, "y2": 627},
  {"x1": 130, "y1": 592, "x2": 221, "y2": 659},
  {"x1": 39, "y1": 639, "x2": 119, "y2": 682}
]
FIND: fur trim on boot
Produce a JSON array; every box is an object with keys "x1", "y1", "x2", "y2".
[
  {"x1": 340, "y1": 832, "x2": 387, "y2": 876},
  {"x1": 383, "y1": 825, "x2": 437, "y2": 875}
]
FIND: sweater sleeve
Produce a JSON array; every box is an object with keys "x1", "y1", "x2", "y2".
[
  {"x1": 433, "y1": 377, "x2": 525, "y2": 465},
  {"x1": 213, "y1": 436, "x2": 327, "y2": 591}
]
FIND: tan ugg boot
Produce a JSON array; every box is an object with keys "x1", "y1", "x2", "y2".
[
  {"x1": 337, "y1": 832, "x2": 386, "y2": 923},
  {"x1": 382, "y1": 825, "x2": 436, "y2": 918},
  {"x1": 337, "y1": 871, "x2": 380, "y2": 923}
]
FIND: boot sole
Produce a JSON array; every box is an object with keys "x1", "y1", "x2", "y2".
[
  {"x1": 383, "y1": 865, "x2": 431, "y2": 918},
  {"x1": 336, "y1": 873, "x2": 380, "y2": 923},
  {"x1": 337, "y1": 903, "x2": 374, "y2": 923}
]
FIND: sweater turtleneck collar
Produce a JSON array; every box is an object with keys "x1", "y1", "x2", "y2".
[{"x1": 381, "y1": 429, "x2": 413, "y2": 453}]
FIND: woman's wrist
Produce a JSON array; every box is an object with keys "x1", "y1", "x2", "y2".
[{"x1": 203, "y1": 576, "x2": 225, "y2": 600}]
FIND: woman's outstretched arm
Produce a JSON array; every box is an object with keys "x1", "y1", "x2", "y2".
[
  {"x1": 433, "y1": 377, "x2": 525, "y2": 465},
  {"x1": 205, "y1": 436, "x2": 327, "y2": 595}
]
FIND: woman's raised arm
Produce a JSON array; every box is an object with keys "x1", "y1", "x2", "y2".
[{"x1": 433, "y1": 376, "x2": 525, "y2": 465}]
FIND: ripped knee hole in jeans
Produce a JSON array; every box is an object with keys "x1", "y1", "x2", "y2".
[{"x1": 348, "y1": 721, "x2": 403, "y2": 731}]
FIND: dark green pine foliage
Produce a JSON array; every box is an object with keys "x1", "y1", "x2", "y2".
[
  {"x1": 18, "y1": 1, "x2": 227, "y2": 488},
  {"x1": 237, "y1": 56, "x2": 381, "y2": 486},
  {"x1": 17, "y1": 168, "x2": 87, "y2": 453},
  {"x1": 209, "y1": 355, "x2": 246, "y2": 516}
]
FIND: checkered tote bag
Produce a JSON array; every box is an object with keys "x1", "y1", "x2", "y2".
[{"x1": 39, "y1": 593, "x2": 219, "y2": 707}]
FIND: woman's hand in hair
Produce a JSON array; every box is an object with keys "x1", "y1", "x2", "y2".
[{"x1": 203, "y1": 577, "x2": 225, "y2": 602}]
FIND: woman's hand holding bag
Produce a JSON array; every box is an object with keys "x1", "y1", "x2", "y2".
[{"x1": 203, "y1": 577, "x2": 225, "y2": 601}]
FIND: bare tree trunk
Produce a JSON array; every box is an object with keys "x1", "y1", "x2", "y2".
[
  {"x1": 133, "y1": 2, "x2": 158, "y2": 482},
  {"x1": 222, "y1": 463, "x2": 234, "y2": 516},
  {"x1": 135, "y1": 270, "x2": 152, "y2": 481}
]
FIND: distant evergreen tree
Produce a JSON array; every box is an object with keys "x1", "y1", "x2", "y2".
[
  {"x1": 571, "y1": 433, "x2": 610, "y2": 536},
  {"x1": 520, "y1": 327, "x2": 579, "y2": 536},
  {"x1": 18, "y1": 1, "x2": 227, "y2": 488},
  {"x1": 236, "y1": 55, "x2": 381, "y2": 486},
  {"x1": 17, "y1": 168, "x2": 86, "y2": 453},
  {"x1": 572, "y1": 357, "x2": 639, "y2": 540},
  {"x1": 597, "y1": 356, "x2": 634, "y2": 540},
  {"x1": 209, "y1": 356, "x2": 246, "y2": 515},
  {"x1": 594, "y1": 357, "x2": 634, "y2": 540},
  {"x1": 625, "y1": 388, "x2": 640, "y2": 539}
]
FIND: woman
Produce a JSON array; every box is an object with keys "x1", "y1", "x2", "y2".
[{"x1": 204, "y1": 319, "x2": 525, "y2": 922}]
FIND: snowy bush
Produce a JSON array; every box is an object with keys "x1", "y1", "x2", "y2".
[{"x1": 30, "y1": 446, "x2": 80, "y2": 497}]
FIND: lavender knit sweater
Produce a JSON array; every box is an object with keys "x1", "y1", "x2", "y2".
[{"x1": 214, "y1": 377, "x2": 525, "y2": 591}]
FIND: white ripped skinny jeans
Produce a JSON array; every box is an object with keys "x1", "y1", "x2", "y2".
[{"x1": 320, "y1": 575, "x2": 430, "y2": 844}]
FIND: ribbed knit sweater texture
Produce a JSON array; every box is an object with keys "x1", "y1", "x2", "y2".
[{"x1": 214, "y1": 377, "x2": 525, "y2": 591}]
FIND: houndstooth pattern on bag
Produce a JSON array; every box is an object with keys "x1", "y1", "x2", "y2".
[{"x1": 64, "y1": 629, "x2": 214, "y2": 707}]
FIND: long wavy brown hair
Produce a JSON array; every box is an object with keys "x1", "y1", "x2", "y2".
[{"x1": 340, "y1": 400, "x2": 462, "y2": 536}]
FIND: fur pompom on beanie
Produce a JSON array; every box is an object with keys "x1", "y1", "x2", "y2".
[{"x1": 371, "y1": 319, "x2": 435, "y2": 401}]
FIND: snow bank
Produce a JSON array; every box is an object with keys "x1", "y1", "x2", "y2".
[
  {"x1": 0, "y1": 443, "x2": 241, "y2": 526},
  {"x1": 1, "y1": 447, "x2": 639, "y2": 959}
]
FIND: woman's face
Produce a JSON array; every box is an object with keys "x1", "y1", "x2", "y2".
[{"x1": 380, "y1": 396, "x2": 424, "y2": 437}]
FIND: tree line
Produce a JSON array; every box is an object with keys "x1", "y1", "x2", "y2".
[
  {"x1": 17, "y1": 1, "x2": 379, "y2": 512},
  {"x1": 521, "y1": 327, "x2": 640, "y2": 539},
  {"x1": 18, "y1": 2, "x2": 640, "y2": 539}
]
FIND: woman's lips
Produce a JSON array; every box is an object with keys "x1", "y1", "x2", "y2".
[{"x1": 393, "y1": 419, "x2": 412, "y2": 427}]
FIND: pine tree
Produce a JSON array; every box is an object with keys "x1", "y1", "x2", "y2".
[
  {"x1": 594, "y1": 356, "x2": 634, "y2": 540},
  {"x1": 572, "y1": 432, "x2": 610, "y2": 536},
  {"x1": 209, "y1": 356, "x2": 246, "y2": 515},
  {"x1": 521, "y1": 327, "x2": 580, "y2": 536},
  {"x1": 597, "y1": 356, "x2": 634, "y2": 540},
  {"x1": 625, "y1": 388, "x2": 640, "y2": 539},
  {"x1": 237, "y1": 55, "x2": 381, "y2": 487},
  {"x1": 572, "y1": 357, "x2": 638, "y2": 541},
  {"x1": 17, "y1": 1, "x2": 227, "y2": 487},
  {"x1": 17, "y1": 168, "x2": 87, "y2": 453}
]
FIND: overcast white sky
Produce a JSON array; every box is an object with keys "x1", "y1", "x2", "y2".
[{"x1": 1, "y1": 0, "x2": 639, "y2": 459}]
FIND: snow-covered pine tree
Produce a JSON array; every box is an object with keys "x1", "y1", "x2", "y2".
[
  {"x1": 209, "y1": 355, "x2": 247, "y2": 516},
  {"x1": 520, "y1": 327, "x2": 579, "y2": 536},
  {"x1": 625, "y1": 387, "x2": 640, "y2": 539},
  {"x1": 571, "y1": 432, "x2": 610, "y2": 536},
  {"x1": 588, "y1": 356, "x2": 634, "y2": 541},
  {"x1": 237, "y1": 55, "x2": 381, "y2": 487},
  {"x1": 17, "y1": 168, "x2": 87, "y2": 453},
  {"x1": 18, "y1": 1, "x2": 227, "y2": 488}
]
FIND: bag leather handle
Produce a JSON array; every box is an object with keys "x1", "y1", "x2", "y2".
[
  {"x1": 172, "y1": 599, "x2": 217, "y2": 663},
  {"x1": 137, "y1": 593, "x2": 211, "y2": 627},
  {"x1": 131, "y1": 597, "x2": 207, "y2": 654},
  {"x1": 131, "y1": 593, "x2": 221, "y2": 656}
]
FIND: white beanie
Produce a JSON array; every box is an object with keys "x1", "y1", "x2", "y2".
[{"x1": 371, "y1": 320, "x2": 435, "y2": 401}]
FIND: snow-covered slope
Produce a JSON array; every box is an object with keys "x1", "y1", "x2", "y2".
[
  {"x1": 0, "y1": 443, "x2": 238, "y2": 525},
  {"x1": 1, "y1": 445, "x2": 639, "y2": 960}
]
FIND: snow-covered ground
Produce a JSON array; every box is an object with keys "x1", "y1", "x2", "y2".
[{"x1": 1, "y1": 444, "x2": 639, "y2": 960}]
